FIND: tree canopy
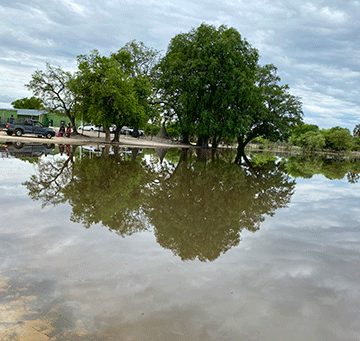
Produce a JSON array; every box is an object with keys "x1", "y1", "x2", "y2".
[
  {"x1": 72, "y1": 41, "x2": 159, "y2": 142},
  {"x1": 155, "y1": 23, "x2": 303, "y2": 159},
  {"x1": 11, "y1": 96, "x2": 43, "y2": 110},
  {"x1": 26, "y1": 63, "x2": 77, "y2": 132}
]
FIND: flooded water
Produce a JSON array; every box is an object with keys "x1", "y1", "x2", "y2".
[{"x1": 1, "y1": 142, "x2": 360, "y2": 340}]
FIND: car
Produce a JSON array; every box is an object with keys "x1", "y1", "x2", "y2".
[
  {"x1": 0, "y1": 142, "x2": 55, "y2": 158},
  {"x1": 97, "y1": 125, "x2": 116, "y2": 133},
  {"x1": 120, "y1": 127, "x2": 144, "y2": 137},
  {"x1": 121, "y1": 127, "x2": 133, "y2": 135},
  {"x1": 78, "y1": 124, "x2": 116, "y2": 133},
  {"x1": 78, "y1": 123, "x2": 99, "y2": 131}
]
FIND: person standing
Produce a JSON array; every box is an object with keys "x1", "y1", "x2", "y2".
[
  {"x1": 59, "y1": 123, "x2": 65, "y2": 137},
  {"x1": 66, "y1": 123, "x2": 72, "y2": 138}
]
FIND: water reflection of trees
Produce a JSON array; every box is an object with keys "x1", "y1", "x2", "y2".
[
  {"x1": 63, "y1": 155, "x2": 153, "y2": 235},
  {"x1": 24, "y1": 147, "x2": 297, "y2": 261},
  {"x1": 24, "y1": 145, "x2": 77, "y2": 207},
  {"x1": 286, "y1": 155, "x2": 360, "y2": 182},
  {"x1": 146, "y1": 149, "x2": 295, "y2": 261}
]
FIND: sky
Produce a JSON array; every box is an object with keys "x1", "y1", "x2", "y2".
[{"x1": 0, "y1": 0, "x2": 359, "y2": 130}]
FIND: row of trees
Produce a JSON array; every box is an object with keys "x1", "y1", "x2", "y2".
[
  {"x1": 19, "y1": 23, "x2": 302, "y2": 161},
  {"x1": 290, "y1": 123, "x2": 360, "y2": 152}
]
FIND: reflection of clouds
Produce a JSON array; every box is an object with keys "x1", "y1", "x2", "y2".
[
  {"x1": 1, "y1": 158, "x2": 360, "y2": 339},
  {"x1": 271, "y1": 265, "x2": 315, "y2": 279}
]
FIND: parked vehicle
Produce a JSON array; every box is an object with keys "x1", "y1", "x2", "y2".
[
  {"x1": 5, "y1": 119, "x2": 55, "y2": 139},
  {"x1": 78, "y1": 123, "x2": 99, "y2": 131},
  {"x1": 120, "y1": 127, "x2": 144, "y2": 136},
  {"x1": 78, "y1": 124, "x2": 116, "y2": 133},
  {"x1": 121, "y1": 127, "x2": 133, "y2": 135},
  {"x1": 0, "y1": 142, "x2": 55, "y2": 158},
  {"x1": 97, "y1": 125, "x2": 116, "y2": 133}
]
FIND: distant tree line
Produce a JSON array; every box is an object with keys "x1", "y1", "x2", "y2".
[{"x1": 290, "y1": 123, "x2": 360, "y2": 152}]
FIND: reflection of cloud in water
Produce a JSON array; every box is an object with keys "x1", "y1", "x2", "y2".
[{"x1": 2, "y1": 150, "x2": 360, "y2": 339}]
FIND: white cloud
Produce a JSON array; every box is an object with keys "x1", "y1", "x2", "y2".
[
  {"x1": 301, "y1": 3, "x2": 346, "y2": 24},
  {"x1": 0, "y1": 0, "x2": 359, "y2": 128}
]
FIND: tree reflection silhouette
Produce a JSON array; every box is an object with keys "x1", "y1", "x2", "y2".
[
  {"x1": 286, "y1": 155, "x2": 360, "y2": 181},
  {"x1": 145, "y1": 153, "x2": 295, "y2": 261},
  {"x1": 24, "y1": 145, "x2": 77, "y2": 207},
  {"x1": 63, "y1": 154, "x2": 154, "y2": 235},
  {"x1": 24, "y1": 147, "x2": 297, "y2": 261}
]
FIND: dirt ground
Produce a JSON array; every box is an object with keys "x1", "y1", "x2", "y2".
[{"x1": 0, "y1": 129, "x2": 191, "y2": 149}]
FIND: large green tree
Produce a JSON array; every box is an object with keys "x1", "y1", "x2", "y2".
[
  {"x1": 144, "y1": 149, "x2": 295, "y2": 261},
  {"x1": 73, "y1": 41, "x2": 158, "y2": 142},
  {"x1": 155, "y1": 24, "x2": 259, "y2": 145},
  {"x1": 234, "y1": 64, "x2": 303, "y2": 163},
  {"x1": 26, "y1": 63, "x2": 78, "y2": 132},
  {"x1": 156, "y1": 24, "x2": 302, "y2": 160}
]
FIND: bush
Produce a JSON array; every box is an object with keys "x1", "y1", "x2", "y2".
[
  {"x1": 298, "y1": 131, "x2": 325, "y2": 151},
  {"x1": 144, "y1": 122, "x2": 161, "y2": 136},
  {"x1": 322, "y1": 127, "x2": 355, "y2": 151}
]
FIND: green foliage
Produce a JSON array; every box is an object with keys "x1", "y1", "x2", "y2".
[
  {"x1": 144, "y1": 121, "x2": 161, "y2": 136},
  {"x1": 322, "y1": 126, "x2": 355, "y2": 151},
  {"x1": 146, "y1": 153, "x2": 294, "y2": 261},
  {"x1": 156, "y1": 23, "x2": 302, "y2": 154},
  {"x1": 24, "y1": 148, "x2": 295, "y2": 262},
  {"x1": 291, "y1": 124, "x2": 357, "y2": 152},
  {"x1": 26, "y1": 63, "x2": 77, "y2": 130},
  {"x1": 286, "y1": 155, "x2": 360, "y2": 180},
  {"x1": 353, "y1": 124, "x2": 360, "y2": 138},
  {"x1": 245, "y1": 64, "x2": 303, "y2": 144},
  {"x1": 155, "y1": 23, "x2": 259, "y2": 143},
  {"x1": 290, "y1": 123, "x2": 320, "y2": 146},
  {"x1": 11, "y1": 96, "x2": 43, "y2": 110},
  {"x1": 63, "y1": 154, "x2": 153, "y2": 233},
  {"x1": 72, "y1": 42, "x2": 159, "y2": 140},
  {"x1": 165, "y1": 121, "x2": 181, "y2": 139},
  {"x1": 250, "y1": 153, "x2": 277, "y2": 165},
  {"x1": 73, "y1": 50, "x2": 141, "y2": 130},
  {"x1": 296, "y1": 130, "x2": 325, "y2": 150}
]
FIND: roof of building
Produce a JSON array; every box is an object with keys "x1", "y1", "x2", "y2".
[
  {"x1": 0, "y1": 108, "x2": 46, "y2": 116},
  {"x1": 16, "y1": 109, "x2": 45, "y2": 116}
]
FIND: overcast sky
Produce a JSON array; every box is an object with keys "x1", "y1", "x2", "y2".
[{"x1": 0, "y1": 0, "x2": 359, "y2": 129}]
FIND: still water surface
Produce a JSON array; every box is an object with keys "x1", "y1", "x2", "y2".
[{"x1": 1, "y1": 143, "x2": 360, "y2": 340}]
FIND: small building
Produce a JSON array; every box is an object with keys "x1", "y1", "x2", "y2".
[{"x1": 0, "y1": 108, "x2": 67, "y2": 127}]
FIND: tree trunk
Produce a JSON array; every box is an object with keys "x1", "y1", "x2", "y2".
[
  {"x1": 212, "y1": 134, "x2": 221, "y2": 150},
  {"x1": 196, "y1": 134, "x2": 209, "y2": 148},
  {"x1": 105, "y1": 127, "x2": 111, "y2": 143},
  {"x1": 102, "y1": 145, "x2": 111, "y2": 159},
  {"x1": 182, "y1": 131, "x2": 190, "y2": 144},
  {"x1": 68, "y1": 114, "x2": 77, "y2": 134},
  {"x1": 156, "y1": 123, "x2": 169, "y2": 139},
  {"x1": 131, "y1": 148, "x2": 139, "y2": 162},
  {"x1": 235, "y1": 136, "x2": 251, "y2": 165},
  {"x1": 113, "y1": 145, "x2": 121, "y2": 161},
  {"x1": 111, "y1": 126, "x2": 123, "y2": 142},
  {"x1": 132, "y1": 127, "x2": 140, "y2": 138},
  {"x1": 196, "y1": 148, "x2": 208, "y2": 162}
]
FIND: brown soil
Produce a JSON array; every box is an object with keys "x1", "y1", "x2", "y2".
[{"x1": 0, "y1": 129, "x2": 190, "y2": 149}]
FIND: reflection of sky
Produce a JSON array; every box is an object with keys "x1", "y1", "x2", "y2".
[{"x1": 1, "y1": 157, "x2": 360, "y2": 340}]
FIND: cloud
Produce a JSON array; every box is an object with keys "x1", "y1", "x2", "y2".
[{"x1": 0, "y1": 0, "x2": 359, "y2": 129}]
